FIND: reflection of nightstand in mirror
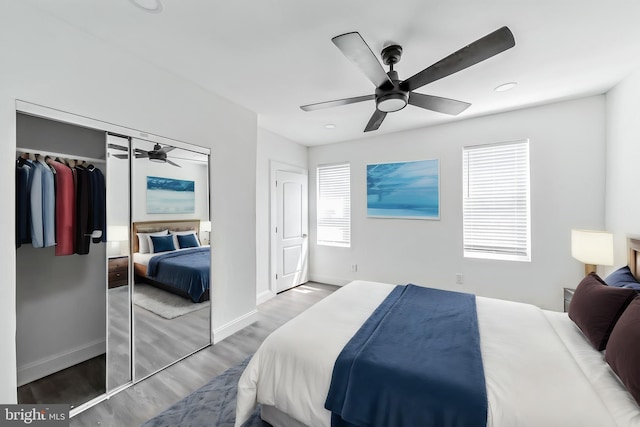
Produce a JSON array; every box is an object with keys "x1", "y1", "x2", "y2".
[
  {"x1": 563, "y1": 287, "x2": 575, "y2": 313},
  {"x1": 108, "y1": 255, "x2": 129, "y2": 289}
]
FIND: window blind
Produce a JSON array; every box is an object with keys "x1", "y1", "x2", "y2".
[
  {"x1": 317, "y1": 163, "x2": 351, "y2": 247},
  {"x1": 463, "y1": 140, "x2": 530, "y2": 261}
]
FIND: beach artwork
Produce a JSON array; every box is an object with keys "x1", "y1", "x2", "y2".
[
  {"x1": 147, "y1": 176, "x2": 195, "y2": 214},
  {"x1": 367, "y1": 159, "x2": 440, "y2": 219}
]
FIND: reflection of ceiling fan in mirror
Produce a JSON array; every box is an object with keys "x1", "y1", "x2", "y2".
[{"x1": 108, "y1": 143, "x2": 182, "y2": 168}]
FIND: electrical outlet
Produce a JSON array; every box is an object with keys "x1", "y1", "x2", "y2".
[
  {"x1": 455, "y1": 273, "x2": 464, "y2": 285},
  {"x1": 351, "y1": 264, "x2": 358, "y2": 272}
]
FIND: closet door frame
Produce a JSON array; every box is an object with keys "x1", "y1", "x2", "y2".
[{"x1": 14, "y1": 100, "x2": 212, "y2": 416}]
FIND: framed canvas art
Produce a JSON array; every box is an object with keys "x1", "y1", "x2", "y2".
[
  {"x1": 146, "y1": 176, "x2": 195, "y2": 214},
  {"x1": 367, "y1": 159, "x2": 440, "y2": 219}
]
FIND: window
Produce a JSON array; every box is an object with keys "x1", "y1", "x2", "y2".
[
  {"x1": 462, "y1": 140, "x2": 530, "y2": 262},
  {"x1": 317, "y1": 163, "x2": 351, "y2": 247}
]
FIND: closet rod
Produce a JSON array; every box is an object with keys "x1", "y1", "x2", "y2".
[{"x1": 16, "y1": 146, "x2": 106, "y2": 164}]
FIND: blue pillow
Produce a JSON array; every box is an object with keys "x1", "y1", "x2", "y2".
[
  {"x1": 149, "y1": 235, "x2": 176, "y2": 253},
  {"x1": 605, "y1": 266, "x2": 640, "y2": 291},
  {"x1": 177, "y1": 233, "x2": 199, "y2": 249}
]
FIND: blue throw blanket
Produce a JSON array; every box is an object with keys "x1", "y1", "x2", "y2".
[
  {"x1": 147, "y1": 247, "x2": 210, "y2": 302},
  {"x1": 325, "y1": 284, "x2": 487, "y2": 427}
]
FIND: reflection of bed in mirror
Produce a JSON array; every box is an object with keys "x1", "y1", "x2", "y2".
[{"x1": 132, "y1": 220, "x2": 210, "y2": 303}]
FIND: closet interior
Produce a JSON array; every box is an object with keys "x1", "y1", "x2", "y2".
[
  {"x1": 14, "y1": 102, "x2": 212, "y2": 416},
  {"x1": 15, "y1": 113, "x2": 111, "y2": 410}
]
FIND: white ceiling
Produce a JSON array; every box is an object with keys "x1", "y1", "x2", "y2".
[{"x1": 26, "y1": 0, "x2": 640, "y2": 146}]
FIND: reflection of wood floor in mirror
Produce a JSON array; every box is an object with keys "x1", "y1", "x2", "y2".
[
  {"x1": 133, "y1": 283, "x2": 211, "y2": 380},
  {"x1": 70, "y1": 282, "x2": 338, "y2": 427}
]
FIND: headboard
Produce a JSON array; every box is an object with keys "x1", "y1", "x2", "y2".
[
  {"x1": 628, "y1": 236, "x2": 640, "y2": 279},
  {"x1": 132, "y1": 220, "x2": 200, "y2": 253}
]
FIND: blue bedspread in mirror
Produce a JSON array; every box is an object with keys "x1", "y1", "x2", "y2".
[{"x1": 147, "y1": 246, "x2": 210, "y2": 302}]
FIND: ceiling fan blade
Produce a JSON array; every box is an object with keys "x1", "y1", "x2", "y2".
[
  {"x1": 301, "y1": 94, "x2": 374, "y2": 112},
  {"x1": 166, "y1": 159, "x2": 182, "y2": 168},
  {"x1": 332, "y1": 32, "x2": 392, "y2": 88},
  {"x1": 135, "y1": 152, "x2": 149, "y2": 158},
  {"x1": 108, "y1": 143, "x2": 128, "y2": 151},
  {"x1": 364, "y1": 109, "x2": 387, "y2": 132},
  {"x1": 162, "y1": 146, "x2": 176, "y2": 153},
  {"x1": 112, "y1": 154, "x2": 129, "y2": 159},
  {"x1": 408, "y1": 92, "x2": 471, "y2": 116},
  {"x1": 402, "y1": 26, "x2": 515, "y2": 92}
]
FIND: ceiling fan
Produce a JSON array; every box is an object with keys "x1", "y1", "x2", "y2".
[
  {"x1": 108, "y1": 143, "x2": 182, "y2": 167},
  {"x1": 300, "y1": 26, "x2": 515, "y2": 132}
]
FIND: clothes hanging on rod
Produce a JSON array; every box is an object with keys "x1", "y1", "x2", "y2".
[
  {"x1": 15, "y1": 157, "x2": 33, "y2": 248},
  {"x1": 47, "y1": 157, "x2": 75, "y2": 255},
  {"x1": 16, "y1": 151, "x2": 106, "y2": 255}
]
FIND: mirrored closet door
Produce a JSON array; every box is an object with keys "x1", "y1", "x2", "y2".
[
  {"x1": 15, "y1": 102, "x2": 211, "y2": 416},
  {"x1": 106, "y1": 135, "x2": 132, "y2": 392},
  {"x1": 130, "y1": 138, "x2": 211, "y2": 380}
]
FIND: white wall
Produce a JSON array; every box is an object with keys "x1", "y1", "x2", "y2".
[
  {"x1": 308, "y1": 96, "x2": 607, "y2": 311},
  {"x1": 0, "y1": 2, "x2": 257, "y2": 402},
  {"x1": 605, "y1": 69, "x2": 640, "y2": 272},
  {"x1": 256, "y1": 128, "x2": 308, "y2": 303},
  {"x1": 131, "y1": 151, "x2": 209, "y2": 223}
]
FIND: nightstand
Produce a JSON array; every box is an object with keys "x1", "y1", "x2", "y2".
[
  {"x1": 108, "y1": 255, "x2": 129, "y2": 289},
  {"x1": 563, "y1": 287, "x2": 575, "y2": 313}
]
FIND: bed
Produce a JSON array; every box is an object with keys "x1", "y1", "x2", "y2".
[
  {"x1": 132, "y1": 220, "x2": 210, "y2": 303},
  {"x1": 235, "y1": 238, "x2": 640, "y2": 427}
]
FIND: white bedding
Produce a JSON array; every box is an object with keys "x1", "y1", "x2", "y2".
[
  {"x1": 236, "y1": 280, "x2": 640, "y2": 427},
  {"x1": 132, "y1": 251, "x2": 155, "y2": 266}
]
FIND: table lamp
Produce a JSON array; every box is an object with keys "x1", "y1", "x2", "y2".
[
  {"x1": 107, "y1": 225, "x2": 130, "y2": 256},
  {"x1": 571, "y1": 229, "x2": 614, "y2": 275},
  {"x1": 200, "y1": 220, "x2": 212, "y2": 245}
]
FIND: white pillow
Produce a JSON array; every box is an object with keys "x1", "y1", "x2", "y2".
[
  {"x1": 137, "y1": 230, "x2": 169, "y2": 254},
  {"x1": 170, "y1": 230, "x2": 200, "y2": 249}
]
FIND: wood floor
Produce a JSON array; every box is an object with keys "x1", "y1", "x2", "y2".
[
  {"x1": 70, "y1": 282, "x2": 338, "y2": 427},
  {"x1": 18, "y1": 354, "x2": 106, "y2": 409}
]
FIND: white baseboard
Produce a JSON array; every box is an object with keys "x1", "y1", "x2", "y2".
[
  {"x1": 213, "y1": 310, "x2": 259, "y2": 344},
  {"x1": 256, "y1": 290, "x2": 276, "y2": 305},
  {"x1": 308, "y1": 274, "x2": 350, "y2": 286},
  {"x1": 17, "y1": 339, "x2": 106, "y2": 387}
]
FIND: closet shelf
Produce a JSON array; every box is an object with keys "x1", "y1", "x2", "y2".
[{"x1": 16, "y1": 146, "x2": 106, "y2": 164}]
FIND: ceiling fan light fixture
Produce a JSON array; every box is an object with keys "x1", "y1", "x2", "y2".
[
  {"x1": 149, "y1": 157, "x2": 166, "y2": 163},
  {"x1": 494, "y1": 82, "x2": 517, "y2": 92},
  {"x1": 376, "y1": 92, "x2": 408, "y2": 113},
  {"x1": 129, "y1": 0, "x2": 163, "y2": 13}
]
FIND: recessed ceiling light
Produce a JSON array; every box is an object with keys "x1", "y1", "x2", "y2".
[
  {"x1": 494, "y1": 82, "x2": 517, "y2": 92},
  {"x1": 129, "y1": 0, "x2": 163, "y2": 13},
  {"x1": 324, "y1": 124, "x2": 336, "y2": 129}
]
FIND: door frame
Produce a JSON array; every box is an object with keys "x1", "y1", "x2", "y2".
[{"x1": 268, "y1": 161, "x2": 308, "y2": 302}]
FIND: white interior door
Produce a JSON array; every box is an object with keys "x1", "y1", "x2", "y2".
[{"x1": 276, "y1": 170, "x2": 308, "y2": 293}]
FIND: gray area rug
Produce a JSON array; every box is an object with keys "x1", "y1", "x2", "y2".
[
  {"x1": 133, "y1": 283, "x2": 210, "y2": 319},
  {"x1": 140, "y1": 356, "x2": 267, "y2": 427}
]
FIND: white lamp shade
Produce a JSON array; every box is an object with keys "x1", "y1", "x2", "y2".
[
  {"x1": 107, "y1": 225, "x2": 129, "y2": 242},
  {"x1": 571, "y1": 229, "x2": 614, "y2": 266},
  {"x1": 200, "y1": 221, "x2": 212, "y2": 232}
]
